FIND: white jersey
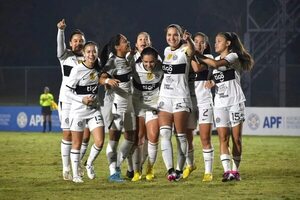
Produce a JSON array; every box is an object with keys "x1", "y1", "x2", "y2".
[
  {"x1": 132, "y1": 60, "x2": 163, "y2": 108},
  {"x1": 160, "y1": 45, "x2": 190, "y2": 98},
  {"x1": 213, "y1": 52, "x2": 245, "y2": 108},
  {"x1": 103, "y1": 55, "x2": 134, "y2": 98},
  {"x1": 57, "y1": 29, "x2": 84, "y2": 103},
  {"x1": 66, "y1": 63, "x2": 100, "y2": 119},
  {"x1": 194, "y1": 54, "x2": 214, "y2": 106}
]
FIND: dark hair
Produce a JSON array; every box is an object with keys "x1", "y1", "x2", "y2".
[
  {"x1": 99, "y1": 34, "x2": 123, "y2": 67},
  {"x1": 141, "y1": 46, "x2": 159, "y2": 60},
  {"x1": 193, "y1": 32, "x2": 211, "y2": 54},
  {"x1": 83, "y1": 41, "x2": 98, "y2": 50},
  {"x1": 218, "y1": 32, "x2": 254, "y2": 71},
  {"x1": 83, "y1": 41, "x2": 101, "y2": 71},
  {"x1": 108, "y1": 34, "x2": 123, "y2": 55},
  {"x1": 165, "y1": 24, "x2": 184, "y2": 37},
  {"x1": 69, "y1": 29, "x2": 85, "y2": 41}
]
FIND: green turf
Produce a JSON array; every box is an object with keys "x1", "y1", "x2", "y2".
[{"x1": 0, "y1": 132, "x2": 299, "y2": 200}]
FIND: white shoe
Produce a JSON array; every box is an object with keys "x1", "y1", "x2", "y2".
[
  {"x1": 85, "y1": 164, "x2": 96, "y2": 179},
  {"x1": 63, "y1": 171, "x2": 72, "y2": 181},
  {"x1": 73, "y1": 176, "x2": 84, "y2": 183}
]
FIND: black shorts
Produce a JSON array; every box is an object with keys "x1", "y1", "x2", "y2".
[{"x1": 41, "y1": 106, "x2": 52, "y2": 115}]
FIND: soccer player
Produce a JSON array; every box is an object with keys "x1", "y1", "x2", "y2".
[
  {"x1": 158, "y1": 24, "x2": 195, "y2": 181},
  {"x1": 57, "y1": 19, "x2": 87, "y2": 181},
  {"x1": 66, "y1": 41, "x2": 105, "y2": 183},
  {"x1": 125, "y1": 32, "x2": 152, "y2": 180},
  {"x1": 196, "y1": 32, "x2": 254, "y2": 182},
  {"x1": 131, "y1": 46, "x2": 163, "y2": 181},
  {"x1": 185, "y1": 32, "x2": 214, "y2": 182},
  {"x1": 100, "y1": 34, "x2": 136, "y2": 182}
]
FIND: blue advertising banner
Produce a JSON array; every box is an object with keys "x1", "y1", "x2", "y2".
[{"x1": 0, "y1": 106, "x2": 61, "y2": 132}]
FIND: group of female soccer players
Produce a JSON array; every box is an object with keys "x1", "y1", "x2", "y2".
[{"x1": 56, "y1": 19, "x2": 254, "y2": 183}]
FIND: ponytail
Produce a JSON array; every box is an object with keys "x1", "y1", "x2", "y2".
[{"x1": 219, "y1": 32, "x2": 254, "y2": 71}]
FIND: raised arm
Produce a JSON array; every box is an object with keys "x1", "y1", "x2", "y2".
[
  {"x1": 57, "y1": 19, "x2": 67, "y2": 58},
  {"x1": 182, "y1": 30, "x2": 195, "y2": 57},
  {"x1": 196, "y1": 53, "x2": 229, "y2": 68}
]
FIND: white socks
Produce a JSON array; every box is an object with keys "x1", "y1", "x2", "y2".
[
  {"x1": 70, "y1": 149, "x2": 80, "y2": 178},
  {"x1": 232, "y1": 155, "x2": 241, "y2": 171},
  {"x1": 203, "y1": 148, "x2": 214, "y2": 174},
  {"x1": 176, "y1": 133, "x2": 187, "y2": 171},
  {"x1": 86, "y1": 144, "x2": 102, "y2": 166},
  {"x1": 61, "y1": 139, "x2": 72, "y2": 172},
  {"x1": 106, "y1": 140, "x2": 119, "y2": 175},
  {"x1": 160, "y1": 126, "x2": 173, "y2": 170},
  {"x1": 220, "y1": 154, "x2": 231, "y2": 172},
  {"x1": 148, "y1": 141, "x2": 158, "y2": 166},
  {"x1": 79, "y1": 142, "x2": 88, "y2": 161},
  {"x1": 117, "y1": 139, "x2": 134, "y2": 168}
]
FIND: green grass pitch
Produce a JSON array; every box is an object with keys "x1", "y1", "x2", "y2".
[{"x1": 0, "y1": 132, "x2": 299, "y2": 200}]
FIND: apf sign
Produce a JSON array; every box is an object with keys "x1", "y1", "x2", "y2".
[
  {"x1": 244, "y1": 107, "x2": 300, "y2": 136},
  {"x1": 263, "y1": 116, "x2": 282, "y2": 128},
  {"x1": 29, "y1": 114, "x2": 44, "y2": 126},
  {"x1": 0, "y1": 106, "x2": 61, "y2": 132}
]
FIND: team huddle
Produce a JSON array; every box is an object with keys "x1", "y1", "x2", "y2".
[{"x1": 57, "y1": 19, "x2": 254, "y2": 183}]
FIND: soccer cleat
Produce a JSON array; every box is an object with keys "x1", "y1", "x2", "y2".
[
  {"x1": 222, "y1": 171, "x2": 234, "y2": 182},
  {"x1": 126, "y1": 170, "x2": 134, "y2": 179},
  {"x1": 202, "y1": 173, "x2": 213, "y2": 182},
  {"x1": 63, "y1": 171, "x2": 72, "y2": 181},
  {"x1": 108, "y1": 172, "x2": 124, "y2": 182},
  {"x1": 231, "y1": 171, "x2": 241, "y2": 181},
  {"x1": 167, "y1": 169, "x2": 176, "y2": 181},
  {"x1": 73, "y1": 176, "x2": 84, "y2": 183},
  {"x1": 131, "y1": 171, "x2": 142, "y2": 182},
  {"x1": 183, "y1": 165, "x2": 197, "y2": 179},
  {"x1": 145, "y1": 164, "x2": 155, "y2": 181},
  {"x1": 85, "y1": 164, "x2": 96, "y2": 179},
  {"x1": 175, "y1": 170, "x2": 183, "y2": 181}
]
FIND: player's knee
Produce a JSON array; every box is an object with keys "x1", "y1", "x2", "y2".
[{"x1": 160, "y1": 125, "x2": 172, "y2": 141}]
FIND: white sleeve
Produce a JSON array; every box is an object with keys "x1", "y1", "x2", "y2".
[
  {"x1": 65, "y1": 68, "x2": 83, "y2": 103},
  {"x1": 57, "y1": 29, "x2": 67, "y2": 58},
  {"x1": 224, "y1": 53, "x2": 238, "y2": 65}
]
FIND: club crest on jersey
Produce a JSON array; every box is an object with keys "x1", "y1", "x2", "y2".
[
  {"x1": 147, "y1": 72, "x2": 154, "y2": 80},
  {"x1": 77, "y1": 121, "x2": 84, "y2": 127},
  {"x1": 172, "y1": 55, "x2": 178, "y2": 60},
  {"x1": 166, "y1": 54, "x2": 173, "y2": 60},
  {"x1": 89, "y1": 72, "x2": 97, "y2": 80}
]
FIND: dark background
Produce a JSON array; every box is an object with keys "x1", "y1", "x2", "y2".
[{"x1": 0, "y1": 0, "x2": 299, "y2": 106}]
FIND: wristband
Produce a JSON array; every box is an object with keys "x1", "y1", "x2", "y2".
[{"x1": 105, "y1": 78, "x2": 110, "y2": 84}]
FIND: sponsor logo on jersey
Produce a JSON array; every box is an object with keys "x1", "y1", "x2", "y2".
[
  {"x1": 162, "y1": 65, "x2": 173, "y2": 74},
  {"x1": 214, "y1": 72, "x2": 225, "y2": 82}
]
